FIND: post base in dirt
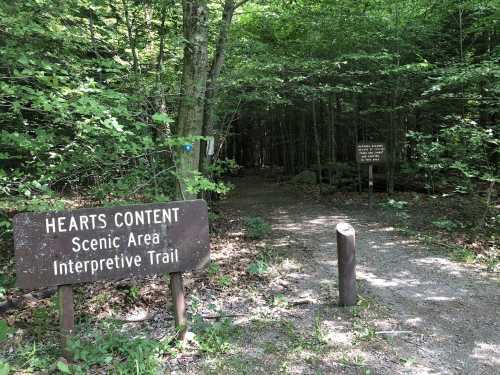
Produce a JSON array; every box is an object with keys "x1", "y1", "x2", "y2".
[
  {"x1": 170, "y1": 272, "x2": 187, "y2": 340},
  {"x1": 336, "y1": 223, "x2": 357, "y2": 306},
  {"x1": 58, "y1": 285, "x2": 74, "y2": 359}
]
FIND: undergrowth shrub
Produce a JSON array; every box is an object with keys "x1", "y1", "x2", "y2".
[{"x1": 244, "y1": 217, "x2": 272, "y2": 240}]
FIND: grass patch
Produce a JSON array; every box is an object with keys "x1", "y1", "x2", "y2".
[
  {"x1": 244, "y1": 217, "x2": 272, "y2": 240},
  {"x1": 193, "y1": 316, "x2": 241, "y2": 354}
]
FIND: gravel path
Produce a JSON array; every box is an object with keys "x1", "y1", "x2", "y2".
[{"x1": 219, "y1": 175, "x2": 499, "y2": 374}]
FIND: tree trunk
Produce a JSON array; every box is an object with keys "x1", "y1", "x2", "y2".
[
  {"x1": 122, "y1": 0, "x2": 139, "y2": 73},
  {"x1": 200, "y1": 0, "x2": 250, "y2": 173},
  {"x1": 329, "y1": 95, "x2": 336, "y2": 164},
  {"x1": 312, "y1": 99, "x2": 322, "y2": 187},
  {"x1": 175, "y1": 0, "x2": 209, "y2": 200},
  {"x1": 155, "y1": 4, "x2": 168, "y2": 136},
  {"x1": 354, "y1": 95, "x2": 362, "y2": 192}
]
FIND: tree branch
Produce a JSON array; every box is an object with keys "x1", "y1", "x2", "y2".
[{"x1": 235, "y1": 0, "x2": 251, "y2": 9}]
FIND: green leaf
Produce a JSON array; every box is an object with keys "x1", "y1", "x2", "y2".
[
  {"x1": 152, "y1": 113, "x2": 173, "y2": 125},
  {"x1": 0, "y1": 361, "x2": 10, "y2": 375},
  {"x1": 57, "y1": 360, "x2": 71, "y2": 374},
  {"x1": 0, "y1": 320, "x2": 9, "y2": 342}
]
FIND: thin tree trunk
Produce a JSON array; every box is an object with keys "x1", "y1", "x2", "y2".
[
  {"x1": 88, "y1": 10, "x2": 101, "y2": 59},
  {"x1": 312, "y1": 99, "x2": 322, "y2": 188},
  {"x1": 329, "y1": 95, "x2": 336, "y2": 163},
  {"x1": 301, "y1": 111, "x2": 308, "y2": 169},
  {"x1": 353, "y1": 95, "x2": 361, "y2": 192},
  {"x1": 122, "y1": 0, "x2": 139, "y2": 73},
  {"x1": 157, "y1": 4, "x2": 168, "y2": 72},
  {"x1": 200, "y1": 0, "x2": 251, "y2": 172},
  {"x1": 459, "y1": 5, "x2": 465, "y2": 117},
  {"x1": 279, "y1": 111, "x2": 288, "y2": 173},
  {"x1": 155, "y1": 4, "x2": 168, "y2": 118}
]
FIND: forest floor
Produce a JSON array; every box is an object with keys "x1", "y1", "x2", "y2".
[
  {"x1": 2, "y1": 174, "x2": 499, "y2": 374},
  {"x1": 188, "y1": 174, "x2": 499, "y2": 374}
]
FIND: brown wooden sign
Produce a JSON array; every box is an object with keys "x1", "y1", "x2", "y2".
[
  {"x1": 356, "y1": 143, "x2": 386, "y2": 164},
  {"x1": 14, "y1": 200, "x2": 210, "y2": 289}
]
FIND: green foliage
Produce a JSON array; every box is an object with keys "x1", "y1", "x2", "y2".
[
  {"x1": 247, "y1": 246, "x2": 276, "y2": 275},
  {"x1": 0, "y1": 320, "x2": 11, "y2": 342},
  {"x1": 0, "y1": 362, "x2": 10, "y2": 375},
  {"x1": 207, "y1": 159, "x2": 240, "y2": 178},
  {"x1": 217, "y1": 275, "x2": 232, "y2": 288},
  {"x1": 244, "y1": 217, "x2": 272, "y2": 240},
  {"x1": 182, "y1": 171, "x2": 233, "y2": 197},
  {"x1": 32, "y1": 306, "x2": 55, "y2": 339},
  {"x1": 0, "y1": 272, "x2": 15, "y2": 301},
  {"x1": 380, "y1": 199, "x2": 408, "y2": 210},
  {"x1": 207, "y1": 262, "x2": 221, "y2": 277},
  {"x1": 193, "y1": 317, "x2": 239, "y2": 354},
  {"x1": 68, "y1": 321, "x2": 162, "y2": 375},
  {"x1": 247, "y1": 259, "x2": 268, "y2": 275},
  {"x1": 123, "y1": 285, "x2": 141, "y2": 304},
  {"x1": 12, "y1": 336, "x2": 60, "y2": 372},
  {"x1": 449, "y1": 246, "x2": 476, "y2": 263},
  {"x1": 56, "y1": 361, "x2": 71, "y2": 374},
  {"x1": 432, "y1": 219, "x2": 462, "y2": 231},
  {"x1": 408, "y1": 120, "x2": 499, "y2": 193},
  {"x1": 272, "y1": 293, "x2": 288, "y2": 308},
  {"x1": 207, "y1": 262, "x2": 232, "y2": 288}
]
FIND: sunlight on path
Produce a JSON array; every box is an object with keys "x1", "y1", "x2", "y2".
[{"x1": 221, "y1": 175, "x2": 499, "y2": 374}]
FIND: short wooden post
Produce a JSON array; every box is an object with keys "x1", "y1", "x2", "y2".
[
  {"x1": 170, "y1": 272, "x2": 187, "y2": 340},
  {"x1": 336, "y1": 223, "x2": 357, "y2": 306},
  {"x1": 368, "y1": 164, "x2": 374, "y2": 208},
  {"x1": 58, "y1": 285, "x2": 74, "y2": 359}
]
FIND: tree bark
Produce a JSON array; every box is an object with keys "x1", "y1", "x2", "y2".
[
  {"x1": 200, "y1": 0, "x2": 251, "y2": 172},
  {"x1": 122, "y1": 0, "x2": 139, "y2": 73},
  {"x1": 328, "y1": 95, "x2": 336, "y2": 164},
  {"x1": 354, "y1": 95, "x2": 362, "y2": 192},
  {"x1": 176, "y1": 0, "x2": 209, "y2": 200},
  {"x1": 312, "y1": 99, "x2": 322, "y2": 188}
]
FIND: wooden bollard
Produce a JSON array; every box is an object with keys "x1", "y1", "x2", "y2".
[
  {"x1": 58, "y1": 285, "x2": 74, "y2": 359},
  {"x1": 336, "y1": 223, "x2": 357, "y2": 306},
  {"x1": 170, "y1": 272, "x2": 187, "y2": 340}
]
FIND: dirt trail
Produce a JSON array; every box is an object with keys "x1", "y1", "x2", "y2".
[{"x1": 218, "y1": 175, "x2": 499, "y2": 374}]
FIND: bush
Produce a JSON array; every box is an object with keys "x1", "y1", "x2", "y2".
[
  {"x1": 291, "y1": 170, "x2": 317, "y2": 184},
  {"x1": 244, "y1": 217, "x2": 272, "y2": 240}
]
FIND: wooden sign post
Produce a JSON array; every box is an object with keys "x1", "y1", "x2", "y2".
[
  {"x1": 356, "y1": 143, "x2": 385, "y2": 208},
  {"x1": 58, "y1": 285, "x2": 74, "y2": 358},
  {"x1": 14, "y1": 200, "x2": 210, "y2": 356}
]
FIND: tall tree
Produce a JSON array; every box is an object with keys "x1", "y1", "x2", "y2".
[
  {"x1": 200, "y1": 0, "x2": 251, "y2": 172},
  {"x1": 175, "y1": 0, "x2": 209, "y2": 200}
]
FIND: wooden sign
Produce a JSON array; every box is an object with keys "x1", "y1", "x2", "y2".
[
  {"x1": 14, "y1": 200, "x2": 210, "y2": 289},
  {"x1": 356, "y1": 143, "x2": 385, "y2": 164}
]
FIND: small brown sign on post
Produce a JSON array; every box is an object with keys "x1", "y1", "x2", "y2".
[
  {"x1": 356, "y1": 143, "x2": 385, "y2": 208},
  {"x1": 356, "y1": 143, "x2": 385, "y2": 164},
  {"x1": 14, "y1": 199, "x2": 210, "y2": 355}
]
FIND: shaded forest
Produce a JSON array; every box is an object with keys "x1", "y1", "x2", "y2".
[{"x1": 0, "y1": 0, "x2": 499, "y2": 373}]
